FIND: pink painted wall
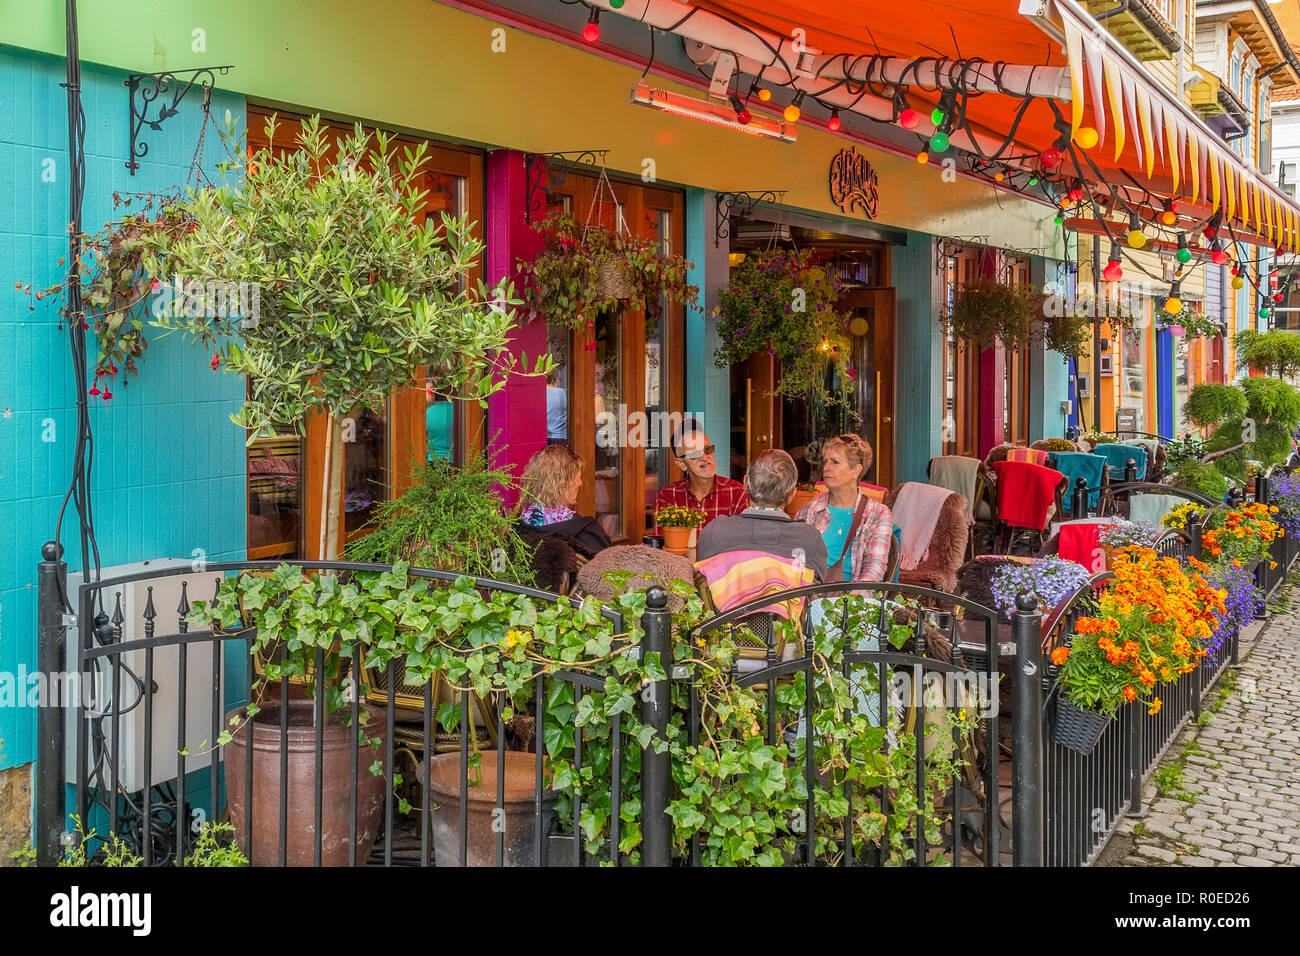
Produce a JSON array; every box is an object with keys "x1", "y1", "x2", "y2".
[{"x1": 484, "y1": 149, "x2": 547, "y2": 505}]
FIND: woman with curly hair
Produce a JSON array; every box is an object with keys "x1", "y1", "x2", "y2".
[
  {"x1": 517, "y1": 443, "x2": 611, "y2": 555},
  {"x1": 797, "y1": 434, "x2": 894, "y2": 581}
]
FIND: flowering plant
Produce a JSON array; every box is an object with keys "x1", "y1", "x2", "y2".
[
  {"x1": 1199, "y1": 502, "x2": 1281, "y2": 567},
  {"x1": 1052, "y1": 548, "x2": 1223, "y2": 717},
  {"x1": 1098, "y1": 520, "x2": 1165, "y2": 550},
  {"x1": 1188, "y1": 556, "x2": 1261, "y2": 656},
  {"x1": 1268, "y1": 471, "x2": 1300, "y2": 538},
  {"x1": 1160, "y1": 502, "x2": 1201, "y2": 531},
  {"x1": 989, "y1": 557, "x2": 1092, "y2": 620},
  {"x1": 654, "y1": 505, "x2": 707, "y2": 529},
  {"x1": 714, "y1": 250, "x2": 855, "y2": 409}
]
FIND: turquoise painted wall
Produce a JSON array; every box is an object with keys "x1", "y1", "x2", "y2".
[
  {"x1": 684, "y1": 189, "x2": 731, "y2": 465},
  {"x1": 893, "y1": 230, "x2": 941, "y2": 485},
  {"x1": 1030, "y1": 258, "x2": 1073, "y2": 441},
  {"x1": 0, "y1": 49, "x2": 248, "y2": 773}
]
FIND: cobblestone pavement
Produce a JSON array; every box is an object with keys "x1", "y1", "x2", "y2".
[{"x1": 1100, "y1": 610, "x2": 1300, "y2": 867}]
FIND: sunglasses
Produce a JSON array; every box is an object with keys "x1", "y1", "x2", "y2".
[{"x1": 676, "y1": 444, "x2": 717, "y2": 460}]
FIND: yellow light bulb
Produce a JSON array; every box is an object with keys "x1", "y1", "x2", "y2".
[
  {"x1": 917, "y1": 151, "x2": 929, "y2": 164},
  {"x1": 1160, "y1": 210, "x2": 1177, "y2": 226},
  {"x1": 1165, "y1": 297, "x2": 1183, "y2": 314},
  {"x1": 784, "y1": 102, "x2": 801, "y2": 123},
  {"x1": 1127, "y1": 229, "x2": 1147, "y2": 249},
  {"x1": 1232, "y1": 276, "x2": 1244, "y2": 289},
  {"x1": 994, "y1": 172, "x2": 1005, "y2": 182},
  {"x1": 1074, "y1": 126, "x2": 1099, "y2": 149},
  {"x1": 757, "y1": 88, "x2": 772, "y2": 102}
]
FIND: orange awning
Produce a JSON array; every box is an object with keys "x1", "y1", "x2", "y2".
[{"x1": 642, "y1": 0, "x2": 1300, "y2": 251}]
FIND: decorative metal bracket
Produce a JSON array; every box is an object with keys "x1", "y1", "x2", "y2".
[
  {"x1": 522, "y1": 149, "x2": 609, "y2": 222},
  {"x1": 715, "y1": 190, "x2": 787, "y2": 247},
  {"x1": 126, "y1": 66, "x2": 233, "y2": 174}
]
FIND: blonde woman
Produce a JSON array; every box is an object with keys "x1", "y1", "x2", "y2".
[
  {"x1": 517, "y1": 443, "x2": 611, "y2": 555},
  {"x1": 797, "y1": 434, "x2": 893, "y2": 581}
]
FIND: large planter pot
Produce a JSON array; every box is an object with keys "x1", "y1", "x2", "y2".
[
  {"x1": 1052, "y1": 697, "x2": 1111, "y2": 756},
  {"x1": 224, "y1": 700, "x2": 389, "y2": 866},
  {"x1": 784, "y1": 489, "x2": 818, "y2": 519},
  {"x1": 595, "y1": 258, "x2": 632, "y2": 300},
  {"x1": 421, "y1": 751, "x2": 557, "y2": 866},
  {"x1": 661, "y1": 526, "x2": 692, "y2": 552}
]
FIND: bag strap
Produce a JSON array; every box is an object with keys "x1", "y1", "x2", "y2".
[{"x1": 827, "y1": 495, "x2": 870, "y2": 582}]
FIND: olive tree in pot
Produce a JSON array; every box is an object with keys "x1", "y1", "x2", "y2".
[{"x1": 160, "y1": 114, "x2": 543, "y2": 864}]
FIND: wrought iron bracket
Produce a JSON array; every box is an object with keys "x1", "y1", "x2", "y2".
[
  {"x1": 125, "y1": 66, "x2": 233, "y2": 174},
  {"x1": 714, "y1": 190, "x2": 787, "y2": 247},
  {"x1": 522, "y1": 149, "x2": 609, "y2": 222}
]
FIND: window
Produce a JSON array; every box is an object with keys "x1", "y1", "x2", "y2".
[
  {"x1": 940, "y1": 249, "x2": 981, "y2": 457},
  {"x1": 1120, "y1": 320, "x2": 1148, "y2": 434},
  {"x1": 1258, "y1": 86, "x2": 1271, "y2": 174}
]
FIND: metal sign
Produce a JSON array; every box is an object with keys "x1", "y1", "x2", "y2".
[{"x1": 829, "y1": 147, "x2": 879, "y2": 220}]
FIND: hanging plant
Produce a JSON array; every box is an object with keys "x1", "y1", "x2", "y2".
[
  {"x1": 946, "y1": 278, "x2": 1085, "y2": 359},
  {"x1": 713, "y1": 249, "x2": 855, "y2": 410},
  {"x1": 23, "y1": 191, "x2": 196, "y2": 399},
  {"x1": 515, "y1": 214, "x2": 697, "y2": 332}
]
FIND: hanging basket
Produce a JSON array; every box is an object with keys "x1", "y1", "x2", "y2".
[
  {"x1": 595, "y1": 257, "x2": 632, "y2": 300},
  {"x1": 1053, "y1": 696, "x2": 1111, "y2": 756}
]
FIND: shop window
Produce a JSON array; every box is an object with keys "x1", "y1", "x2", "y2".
[
  {"x1": 941, "y1": 249, "x2": 981, "y2": 457},
  {"x1": 1120, "y1": 323, "x2": 1148, "y2": 433}
]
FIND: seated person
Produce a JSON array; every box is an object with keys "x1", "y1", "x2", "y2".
[
  {"x1": 797, "y1": 433, "x2": 893, "y2": 581},
  {"x1": 517, "y1": 443, "x2": 611, "y2": 555},
  {"x1": 697, "y1": 449, "x2": 828, "y2": 581},
  {"x1": 654, "y1": 419, "x2": 749, "y2": 533}
]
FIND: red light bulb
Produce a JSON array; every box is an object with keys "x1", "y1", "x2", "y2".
[
  {"x1": 828, "y1": 108, "x2": 841, "y2": 132},
  {"x1": 1040, "y1": 147, "x2": 1063, "y2": 169},
  {"x1": 1067, "y1": 187, "x2": 1083, "y2": 203},
  {"x1": 1102, "y1": 261, "x2": 1123, "y2": 283},
  {"x1": 1211, "y1": 248, "x2": 1229, "y2": 265},
  {"x1": 1203, "y1": 226, "x2": 1217, "y2": 240},
  {"x1": 582, "y1": 9, "x2": 600, "y2": 42},
  {"x1": 899, "y1": 108, "x2": 920, "y2": 130},
  {"x1": 1275, "y1": 292, "x2": 1285, "y2": 303}
]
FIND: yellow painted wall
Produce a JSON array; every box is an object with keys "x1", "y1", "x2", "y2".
[{"x1": 0, "y1": 0, "x2": 1062, "y2": 253}]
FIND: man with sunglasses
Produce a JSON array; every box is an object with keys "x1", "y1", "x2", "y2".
[{"x1": 653, "y1": 421, "x2": 749, "y2": 534}]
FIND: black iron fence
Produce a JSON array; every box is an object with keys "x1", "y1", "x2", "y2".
[{"x1": 32, "y1": 504, "x2": 1300, "y2": 867}]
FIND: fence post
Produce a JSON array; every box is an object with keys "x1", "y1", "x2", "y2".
[
  {"x1": 1126, "y1": 701, "x2": 1148, "y2": 818},
  {"x1": 1124, "y1": 459, "x2": 1137, "y2": 483},
  {"x1": 1011, "y1": 592, "x2": 1043, "y2": 867},
  {"x1": 639, "y1": 586, "x2": 672, "y2": 867},
  {"x1": 1072, "y1": 477, "x2": 1089, "y2": 518},
  {"x1": 1256, "y1": 473, "x2": 1270, "y2": 506},
  {"x1": 1188, "y1": 513, "x2": 1202, "y2": 560},
  {"x1": 35, "y1": 541, "x2": 68, "y2": 866}
]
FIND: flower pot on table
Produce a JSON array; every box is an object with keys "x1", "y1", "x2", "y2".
[
  {"x1": 661, "y1": 526, "x2": 692, "y2": 552},
  {"x1": 1052, "y1": 696, "x2": 1111, "y2": 756}
]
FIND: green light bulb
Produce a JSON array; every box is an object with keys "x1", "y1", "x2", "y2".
[
  {"x1": 1029, "y1": 177, "x2": 1039, "y2": 185},
  {"x1": 931, "y1": 108, "x2": 945, "y2": 125},
  {"x1": 1176, "y1": 248, "x2": 1191, "y2": 264},
  {"x1": 1054, "y1": 215, "x2": 1064, "y2": 225},
  {"x1": 610, "y1": 0, "x2": 626, "y2": 5},
  {"x1": 929, "y1": 131, "x2": 949, "y2": 152}
]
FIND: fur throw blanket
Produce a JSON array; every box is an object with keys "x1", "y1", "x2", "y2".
[
  {"x1": 575, "y1": 545, "x2": 696, "y2": 612},
  {"x1": 514, "y1": 526, "x2": 596, "y2": 594}
]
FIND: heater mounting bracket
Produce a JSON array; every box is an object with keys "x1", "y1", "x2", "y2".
[{"x1": 715, "y1": 190, "x2": 787, "y2": 247}]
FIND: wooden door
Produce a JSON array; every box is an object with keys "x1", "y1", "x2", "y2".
[
  {"x1": 743, "y1": 352, "x2": 780, "y2": 471},
  {"x1": 840, "y1": 288, "x2": 896, "y2": 487}
]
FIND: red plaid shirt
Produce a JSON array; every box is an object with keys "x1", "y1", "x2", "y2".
[{"x1": 653, "y1": 477, "x2": 749, "y2": 533}]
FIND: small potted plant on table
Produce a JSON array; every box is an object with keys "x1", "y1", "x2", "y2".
[{"x1": 654, "y1": 505, "x2": 706, "y2": 553}]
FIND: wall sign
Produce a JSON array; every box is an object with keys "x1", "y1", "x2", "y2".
[{"x1": 829, "y1": 147, "x2": 879, "y2": 219}]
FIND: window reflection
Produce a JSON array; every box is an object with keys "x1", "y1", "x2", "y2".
[
  {"x1": 247, "y1": 428, "x2": 303, "y2": 558},
  {"x1": 594, "y1": 309, "x2": 623, "y2": 540},
  {"x1": 344, "y1": 405, "x2": 388, "y2": 537}
]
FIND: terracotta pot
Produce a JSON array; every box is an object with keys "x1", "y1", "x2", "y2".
[
  {"x1": 661, "y1": 526, "x2": 692, "y2": 551},
  {"x1": 224, "y1": 700, "x2": 388, "y2": 867},
  {"x1": 784, "y1": 489, "x2": 818, "y2": 519},
  {"x1": 422, "y1": 751, "x2": 558, "y2": 866}
]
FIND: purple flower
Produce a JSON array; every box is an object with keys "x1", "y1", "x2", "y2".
[
  {"x1": 1269, "y1": 472, "x2": 1300, "y2": 537},
  {"x1": 989, "y1": 557, "x2": 1093, "y2": 619}
]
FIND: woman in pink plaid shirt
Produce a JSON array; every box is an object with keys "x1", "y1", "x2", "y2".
[{"x1": 796, "y1": 434, "x2": 894, "y2": 582}]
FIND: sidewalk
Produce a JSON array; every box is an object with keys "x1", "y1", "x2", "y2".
[{"x1": 1098, "y1": 599, "x2": 1300, "y2": 867}]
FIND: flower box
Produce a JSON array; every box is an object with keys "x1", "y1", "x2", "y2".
[{"x1": 1053, "y1": 696, "x2": 1111, "y2": 756}]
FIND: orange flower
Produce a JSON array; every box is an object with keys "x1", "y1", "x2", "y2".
[
  {"x1": 1139, "y1": 669, "x2": 1156, "y2": 687},
  {"x1": 1123, "y1": 685, "x2": 1137, "y2": 702},
  {"x1": 1148, "y1": 697, "x2": 1162, "y2": 716},
  {"x1": 1051, "y1": 646, "x2": 1070, "y2": 666}
]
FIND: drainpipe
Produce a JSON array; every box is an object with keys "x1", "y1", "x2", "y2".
[{"x1": 1094, "y1": 0, "x2": 1130, "y2": 21}]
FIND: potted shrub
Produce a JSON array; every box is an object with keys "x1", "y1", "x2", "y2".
[
  {"x1": 159, "y1": 114, "x2": 542, "y2": 863},
  {"x1": 1097, "y1": 520, "x2": 1166, "y2": 567},
  {"x1": 714, "y1": 250, "x2": 855, "y2": 409},
  {"x1": 945, "y1": 278, "x2": 1079, "y2": 357},
  {"x1": 1049, "y1": 548, "x2": 1222, "y2": 755},
  {"x1": 515, "y1": 213, "x2": 697, "y2": 334},
  {"x1": 654, "y1": 505, "x2": 706, "y2": 552}
]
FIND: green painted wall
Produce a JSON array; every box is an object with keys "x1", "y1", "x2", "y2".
[
  {"x1": 684, "y1": 189, "x2": 731, "y2": 465},
  {"x1": 893, "y1": 231, "x2": 942, "y2": 485},
  {"x1": 1030, "y1": 257, "x2": 1073, "y2": 441}
]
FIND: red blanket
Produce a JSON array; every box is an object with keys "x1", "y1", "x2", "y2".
[{"x1": 992, "y1": 460, "x2": 1064, "y2": 530}]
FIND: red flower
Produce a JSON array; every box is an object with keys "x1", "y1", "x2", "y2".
[
  {"x1": 101, "y1": 390, "x2": 112, "y2": 401},
  {"x1": 82, "y1": 322, "x2": 90, "y2": 330},
  {"x1": 150, "y1": 279, "x2": 161, "y2": 292},
  {"x1": 88, "y1": 384, "x2": 100, "y2": 396},
  {"x1": 210, "y1": 352, "x2": 220, "y2": 371}
]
